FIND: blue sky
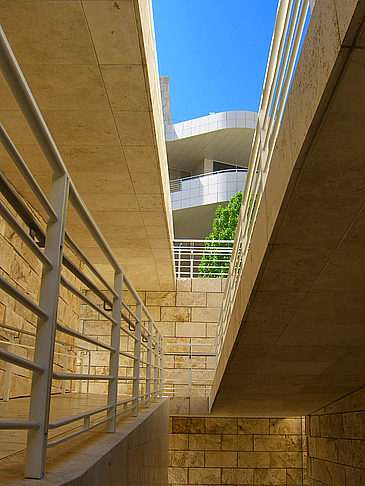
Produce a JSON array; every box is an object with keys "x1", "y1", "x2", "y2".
[{"x1": 152, "y1": 0, "x2": 279, "y2": 122}]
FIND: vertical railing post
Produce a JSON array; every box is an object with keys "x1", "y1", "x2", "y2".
[
  {"x1": 159, "y1": 335, "x2": 164, "y2": 397},
  {"x1": 24, "y1": 173, "x2": 69, "y2": 479},
  {"x1": 78, "y1": 351, "x2": 84, "y2": 393},
  {"x1": 3, "y1": 333, "x2": 15, "y2": 401},
  {"x1": 177, "y1": 245, "x2": 181, "y2": 278},
  {"x1": 132, "y1": 302, "x2": 142, "y2": 416},
  {"x1": 154, "y1": 338, "x2": 159, "y2": 398},
  {"x1": 107, "y1": 270, "x2": 123, "y2": 432},
  {"x1": 146, "y1": 319, "x2": 153, "y2": 407},
  {"x1": 61, "y1": 347, "x2": 69, "y2": 395},
  {"x1": 87, "y1": 350, "x2": 91, "y2": 393}
]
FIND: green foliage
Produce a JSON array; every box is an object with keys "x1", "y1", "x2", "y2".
[{"x1": 198, "y1": 192, "x2": 243, "y2": 278}]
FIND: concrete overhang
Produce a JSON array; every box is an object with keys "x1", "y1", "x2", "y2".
[
  {"x1": 166, "y1": 111, "x2": 257, "y2": 171},
  {"x1": 211, "y1": 0, "x2": 365, "y2": 416},
  {"x1": 0, "y1": 0, "x2": 175, "y2": 291}
]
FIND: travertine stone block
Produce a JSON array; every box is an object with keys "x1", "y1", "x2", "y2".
[
  {"x1": 205, "y1": 450, "x2": 237, "y2": 467},
  {"x1": 236, "y1": 434, "x2": 254, "y2": 452},
  {"x1": 254, "y1": 467, "x2": 286, "y2": 485},
  {"x1": 221, "y1": 467, "x2": 253, "y2": 485},
  {"x1": 270, "y1": 451, "x2": 302, "y2": 468},
  {"x1": 161, "y1": 306, "x2": 190, "y2": 322},
  {"x1": 176, "y1": 322, "x2": 206, "y2": 338},
  {"x1": 146, "y1": 291, "x2": 176, "y2": 306},
  {"x1": 191, "y1": 279, "x2": 221, "y2": 293},
  {"x1": 191, "y1": 307, "x2": 219, "y2": 323},
  {"x1": 270, "y1": 418, "x2": 302, "y2": 435},
  {"x1": 172, "y1": 417, "x2": 205, "y2": 434},
  {"x1": 154, "y1": 321, "x2": 175, "y2": 337},
  {"x1": 176, "y1": 278, "x2": 192, "y2": 292},
  {"x1": 176, "y1": 291, "x2": 206, "y2": 307},
  {"x1": 206, "y1": 292, "x2": 223, "y2": 308},
  {"x1": 146, "y1": 306, "x2": 161, "y2": 321},
  {"x1": 0, "y1": 303, "x2": 5, "y2": 323},
  {"x1": 206, "y1": 417, "x2": 237, "y2": 434},
  {"x1": 238, "y1": 451, "x2": 270, "y2": 468},
  {"x1": 207, "y1": 323, "x2": 218, "y2": 337},
  {"x1": 169, "y1": 434, "x2": 188, "y2": 451},
  {"x1": 188, "y1": 434, "x2": 221, "y2": 451},
  {"x1": 343, "y1": 411, "x2": 363, "y2": 439},
  {"x1": 238, "y1": 418, "x2": 270, "y2": 435},
  {"x1": 171, "y1": 450, "x2": 204, "y2": 467},
  {"x1": 286, "y1": 468, "x2": 303, "y2": 485},
  {"x1": 188, "y1": 467, "x2": 221, "y2": 484},
  {"x1": 254, "y1": 435, "x2": 301, "y2": 452},
  {"x1": 168, "y1": 466, "x2": 188, "y2": 484}
]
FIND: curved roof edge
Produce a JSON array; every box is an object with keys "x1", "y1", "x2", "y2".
[{"x1": 165, "y1": 110, "x2": 258, "y2": 141}]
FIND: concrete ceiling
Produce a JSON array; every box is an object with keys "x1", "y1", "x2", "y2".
[
  {"x1": 211, "y1": 0, "x2": 365, "y2": 416},
  {"x1": 0, "y1": 0, "x2": 175, "y2": 291},
  {"x1": 167, "y1": 127, "x2": 255, "y2": 172}
]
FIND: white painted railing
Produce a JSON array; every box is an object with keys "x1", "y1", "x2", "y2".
[
  {"x1": 170, "y1": 169, "x2": 247, "y2": 210},
  {"x1": 215, "y1": 0, "x2": 311, "y2": 360},
  {"x1": 174, "y1": 239, "x2": 234, "y2": 278},
  {"x1": 0, "y1": 27, "x2": 164, "y2": 479},
  {"x1": 164, "y1": 342, "x2": 216, "y2": 398}
]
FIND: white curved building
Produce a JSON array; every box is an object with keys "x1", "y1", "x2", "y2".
[{"x1": 161, "y1": 78, "x2": 256, "y2": 238}]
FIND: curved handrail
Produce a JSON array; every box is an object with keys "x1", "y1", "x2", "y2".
[{"x1": 170, "y1": 168, "x2": 248, "y2": 185}]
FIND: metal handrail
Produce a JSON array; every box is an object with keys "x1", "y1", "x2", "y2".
[
  {"x1": 0, "y1": 26, "x2": 164, "y2": 479},
  {"x1": 174, "y1": 239, "x2": 234, "y2": 278},
  {"x1": 170, "y1": 167, "x2": 248, "y2": 184},
  {"x1": 214, "y1": 0, "x2": 311, "y2": 370}
]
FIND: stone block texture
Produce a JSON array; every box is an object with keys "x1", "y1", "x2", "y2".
[
  {"x1": 73, "y1": 278, "x2": 224, "y2": 398},
  {"x1": 0, "y1": 198, "x2": 83, "y2": 399},
  {"x1": 306, "y1": 387, "x2": 365, "y2": 486},
  {"x1": 169, "y1": 415, "x2": 306, "y2": 486}
]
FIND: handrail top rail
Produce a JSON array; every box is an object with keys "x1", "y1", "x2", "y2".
[
  {"x1": 170, "y1": 168, "x2": 248, "y2": 184},
  {"x1": 174, "y1": 239, "x2": 235, "y2": 244}
]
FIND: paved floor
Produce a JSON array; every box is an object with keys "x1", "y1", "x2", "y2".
[{"x1": 0, "y1": 393, "x2": 127, "y2": 460}]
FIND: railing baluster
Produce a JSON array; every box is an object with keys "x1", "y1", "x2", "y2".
[
  {"x1": 146, "y1": 319, "x2": 153, "y2": 407},
  {"x1": 107, "y1": 271, "x2": 123, "y2": 432},
  {"x1": 159, "y1": 334, "x2": 164, "y2": 397},
  {"x1": 25, "y1": 174, "x2": 69, "y2": 479},
  {"x1": 3, "y1": 333, "x2": 15, "y2": 402},
  {"x1": 132, "y1": 303, "x2": 142, "y2": 416}
]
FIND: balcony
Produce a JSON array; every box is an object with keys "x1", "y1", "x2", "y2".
[{"x1": 170, "y1": 169, "x2": 247, "y2": 211}]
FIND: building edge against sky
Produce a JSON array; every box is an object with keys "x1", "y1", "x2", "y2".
[
  {"x1": 160, "y1": 76, "x2": 256, "y2": 238},
  {"x1": 0, "y1": 0, "x2": 364, "y2": 484}
]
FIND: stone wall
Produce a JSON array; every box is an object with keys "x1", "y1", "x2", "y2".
[
  {"x1": 0, "y1": 200, "x2": 83, "y2": 399},
  {"x1": 169, "y1": 415, "x2": 305, "y2": 486},
  {"x1": 306, "y1": 387, "x2": 365, "y2": 485},
  {"x1": 81, "y1": 278, "x2": 225, "y2": 410}
]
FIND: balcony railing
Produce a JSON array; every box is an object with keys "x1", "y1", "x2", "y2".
[
  {"x1": 0, "y1": 27, "x2": 164, "y2": 479},
  {"x1": 215, "y1": 0, "x2": 312, "y2": 365},
  {"x1": 174, "y1": 239, "x2": 234, "y2": 279},
  {"x1": 170, "y1": 169, "x2": 248, "y2": 210},
  {"x1": 164, "y1": 341, "x2": 216, "y2": 398}
]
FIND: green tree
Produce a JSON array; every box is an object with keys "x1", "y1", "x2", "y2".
[{"x1": 198, "y1": 191, "x2": 243, "y2": 278}]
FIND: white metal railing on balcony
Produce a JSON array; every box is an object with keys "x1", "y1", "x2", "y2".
[
  {"x1": 0, "y1": 27, "x2": 164, "y2": 479},
  {"x1": 170, "y1": 169, "x2": 248, "y2": 210},
  {"x1": 174, "y1": 239, "x2": 234, "y2": 279},
  {"x1": 164, "y1": 341, "x2": 216, "y2": 398},
  {"x1": 215, "y1": 0, "x2": 312, "y2": 362}
]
